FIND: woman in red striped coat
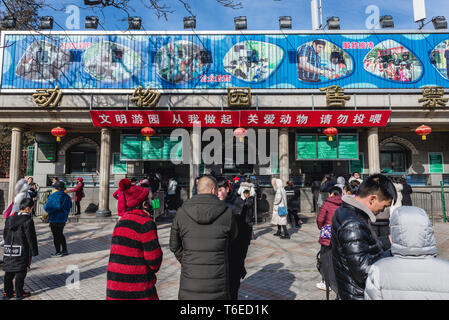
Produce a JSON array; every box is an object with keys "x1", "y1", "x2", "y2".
[{"x1": 107, "y1": 180, "x2": 163, "y2": 300}]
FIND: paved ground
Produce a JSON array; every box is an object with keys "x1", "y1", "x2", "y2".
[{"x1": 1, "y1": 213, "x2": 449, "y2": 300}]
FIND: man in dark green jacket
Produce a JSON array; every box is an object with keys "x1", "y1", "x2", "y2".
[{"x1": 169, "y1": 176, "x2": 238, "y2": 300}]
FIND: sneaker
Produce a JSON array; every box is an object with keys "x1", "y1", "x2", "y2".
[
  {"x1": 51, "y1": 252, "x2": 62, "y2": 258},
  {"x1": 273, "y1": 231, "x2": 282, "y2": 237},
  {"x1": 316, "y1": 281, "x2": 326, "y2": 291},
  {"x1": 280, "y1": 234, "x2": 290, "y2": 239},
  {"x1": 60, "y1": 251, "x2": 69, "y2": 257}
]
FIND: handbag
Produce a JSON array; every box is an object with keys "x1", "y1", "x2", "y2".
[
  {"x1": 277, "y1": 206, "x2": 288, "y2": 216},
  {"x1": 152, "y1": 198, "x2": 160, "y2": 210},
  {"x1": 320, "y1": 224, "x2": 332, "y2": 240}
]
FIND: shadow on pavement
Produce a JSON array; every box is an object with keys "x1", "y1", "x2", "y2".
[{"x1": 239, "y1": 263, "x2": 296, "y2": 300}]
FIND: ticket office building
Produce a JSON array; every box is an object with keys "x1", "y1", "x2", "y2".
[{"x1": 2, "y1": 30, "x2": 449, "y2": 215}]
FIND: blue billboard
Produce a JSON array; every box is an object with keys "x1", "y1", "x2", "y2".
[{"x1": 1, "y1": 32, "x2": 449, "y2": 90}]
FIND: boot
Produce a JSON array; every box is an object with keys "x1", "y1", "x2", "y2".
[
  {"x1": 280, "y1": 232, "x2": 290, "y2": 239},
  {"x1": 273, "y1": 230, "x2": 282, "y2": 237}
]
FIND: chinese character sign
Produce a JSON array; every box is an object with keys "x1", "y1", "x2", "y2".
[
  {"x1": 91, "y1": 110, "x2": 391, "y2": 128},
  {"x1": 227, "y1": 87, "x2": 251, "y2": 107},
  {"x1": 418, "y1": 86, "x2": 448, "y2": 108},
  {"x1": 32, "y1": 85, "x2": 62, "y2": 107}
]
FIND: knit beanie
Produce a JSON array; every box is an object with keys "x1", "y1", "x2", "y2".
[{"x1": 122, "y1": 185, "x2": 150, "y2": 209}]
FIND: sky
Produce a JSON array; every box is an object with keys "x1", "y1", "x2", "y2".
[{"x1": 37, "y1": 0, "x2": 449, "y2": 31}]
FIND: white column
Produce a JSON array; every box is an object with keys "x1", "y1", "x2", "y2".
[
  {"x1": 96, "y1": 128, "x2": 112, "y2": 217},
  {"x1": 279, "y1": 128, "x2": 290, "y2": 185},
  {"x1": 367, "y1": 127, "x2": 381, "y2": 175},
  {"x1": 8, "y1": 127, "x2": 23, "y2": 204},
  {"x1": 189, "y1": 127, "x2": 201, "y2": 198}
]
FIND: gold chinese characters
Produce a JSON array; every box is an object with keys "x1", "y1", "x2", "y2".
[
  {"x1": 32, "y1": 85, "x2": 62, "y2": 108},
  {"x1": 320, "y1": 85, "x2": 351, "y2": 107},
  {"x1": 130, "y1": 86, "x2": 161, "y2": 107},
  {"x1": 227, "y1": 87, "x2": 252, "y2": 107},
  {"x1": 418, "y1": 86, "x2": 448, "y2": 108}
]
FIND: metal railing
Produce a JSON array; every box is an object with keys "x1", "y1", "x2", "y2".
[{"x1": 410, "y1": 190, "x2": 449, "y2": 225}]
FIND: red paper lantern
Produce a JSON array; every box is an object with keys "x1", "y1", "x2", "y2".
[
  {"x1": 323, "y1": 127, "x2": 338, "y2": 141},
  {"x1": 415, "y1": 124, "x2": 432, "y2": 140},
  {"x1": 141, "y1": 127, "x2": 155, "y2": 141},
  {"x1": 234, "y1": 128, "x2": 247, "y2": 142},
  {"x1": 51, "y1": 126, "x2": 66, "y2": 142}
]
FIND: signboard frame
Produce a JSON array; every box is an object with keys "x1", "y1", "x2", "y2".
[
  {"x1": 120, "y1": 134, "x2": 183, "y2": 162},
  {"x1": 36, "y1": 143, "x2": 57, "y2": 163},
  {"x1": 295, "y1": 133, "x2": 359, "y2": 161},
  {"x1": 112, "y1": 152, "x2": 127, "y2": 174},
  {"x1": 428, "y1": 152, "x2": 444, "y2": 173}
]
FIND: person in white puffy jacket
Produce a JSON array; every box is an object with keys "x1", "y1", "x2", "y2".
[
  {"x1": 364, "y1": 206, "x2": 449, "y2": 300},
  {"x1": 237, "y1": 179, "x2": 255, "y2": 200}
]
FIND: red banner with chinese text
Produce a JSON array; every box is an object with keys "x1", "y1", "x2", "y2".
[{"x1": 90, "y1": 110, "x2": 391, "y2": 128}]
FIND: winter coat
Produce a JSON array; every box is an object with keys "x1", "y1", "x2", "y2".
[
  {"x1": 285, "y1": 185, "x2": 300, "y2": 212},
  {"x1": 228, "y1": 195, "x2": 254, "y2": 297},
  {"x1": 113, "y1": 189, "x2": 126, "y2": 217},
  {"x1": 237, "y1": 182, "x2": 256, "y2": 200},
  {"x1": 401, "y1": 182, "x2": 413, "y2": 206},
  {"x1": 331, "y1": 195, "x2": 385, "y2": 300},
  {"x1": 12, "y1": 180, "x2": 30, "y2": 215},
  {"x1": 107, "y1": 208, "x2": 162, "y2": 300},
  {"x1": 68, "y1": 182, "x2": 85, "y2": 202},
  {"x1": 169, "y1": 193, "x2": 238, "y2": 300},
  {"x1": 348, "y1": 176, "x2": 363, "y2": 184},
  {"x1": 2, "y1": 212, "x2": 38, "y2": 272},
  {"x1": 317, "y1": 195, "x2": 342, "y2": 247},
  {"x1": 365, "y1": 206, "x2": 449, "y2": 300},
  {"x1": 320, "y1": 179, "x2": 337, "y2": 193},
  {"x1": 167, "y1": 179, "x2": 178, "y2": 195},
  {"x1": 271, "y1": 178, "x2": 288, "y2": 226},
  {"x1": 43, "y1": 191, "x2": 72, "y2": 223},
  {"x1": 335, "y1": 177, "x2": 346, "y2": 192}
]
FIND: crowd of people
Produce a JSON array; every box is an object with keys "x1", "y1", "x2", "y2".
[
  {"x1": 2, "y1": 170, "x2": 449, "y2": 300},
  {"x1": 313, "y1": 172, "x2": 449, "y2": 300},
  {"x1": 364, "y1": 52, "x2": 414, "y2": 82}
]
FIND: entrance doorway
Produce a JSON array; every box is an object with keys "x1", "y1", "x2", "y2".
[
  {"x1": 66, "y1": 143, "x2": 97, "y2": 173},
  {"x1": 380, "y1": 142, "x2": 409, "y2": 174}
]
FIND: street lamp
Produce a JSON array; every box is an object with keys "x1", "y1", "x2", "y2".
[
  {"x1": 85, "y1": 16, "x2": 99, "y2": 29},
  {"x1": 84, "y1": 0, "x2": 103, "y2": 4},
  {"x1": 380, "y1": 15, "x2": 394, "y2": 28},
  {"x1": 326, "y1": 16, "x2": 340, "y2": 30},
  {"x1": 432, "y1": 16, "x2": 447, "y2": 29},
  {"x1": 184, "y1": 16, "x2": 196, "y2": 29},
  {"x1": 128, "y1": 17, "x2": 142, "y2": 30},
  {"x1": 234, "y1": 16, "x2": 247, "y2": 30},
  {"x1": 279, "y1": 16, "x2": 292, "y2": 29},
  {"x1": 40, "y1": 16, "x2": 54, "y2": 30}
]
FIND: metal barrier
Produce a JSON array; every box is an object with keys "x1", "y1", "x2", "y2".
[{"x1": 410, "y1": 190, "x2": 449, "y2": 225}]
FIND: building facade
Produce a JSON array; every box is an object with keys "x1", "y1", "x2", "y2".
[{"x1": 1, "y1": 29, "x2": 448, "y2": 215}]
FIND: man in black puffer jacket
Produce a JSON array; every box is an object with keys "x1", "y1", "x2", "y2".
[
  {"x1": 331, "y1": 174, "x2": 397, "y2": 300},
  {"x1": 169, "y1": 176, "x2": 238, "y2": 300}
]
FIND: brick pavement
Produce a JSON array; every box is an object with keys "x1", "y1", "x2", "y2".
[{"x1": 0, "y1": 213, "x2": 449, "y2": 300}]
